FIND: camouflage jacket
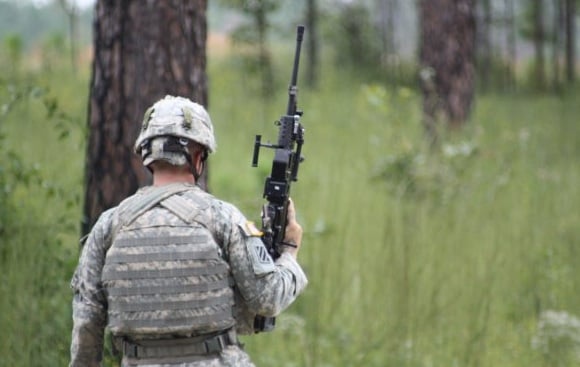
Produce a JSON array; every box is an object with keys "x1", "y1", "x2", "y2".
[{"x1": 69, "y1": 183, "x2": 308, "y2": 367}]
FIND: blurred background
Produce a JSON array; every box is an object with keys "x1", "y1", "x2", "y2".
[{"x1": 0, "y1": 0, "x2": 579, "y2": 366}]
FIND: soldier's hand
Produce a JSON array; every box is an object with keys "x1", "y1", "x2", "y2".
[{"x1": 282, "y1": 198, "x2": 303, "y2": 258}]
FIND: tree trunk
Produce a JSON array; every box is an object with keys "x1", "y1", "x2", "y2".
[
  {"x1": 253, "y1": 2, "x2": 274, "y2": 98},
  {"x1": 531, "y1": 0, "x2": 546, "y2": 89},
  {"x1": 376, "y1": 0, "x2": 397, "y2": 68},
  {"x1": 552, "y1": 0, "x2": 564, "y2": 89},
  {"x1": 565, "y1": 0, "x2": 576, "y2": 82},
  {"x1": 305, "y1": 0, "x2": 319, "y2": 88},
  {"x1": 82, "y1": 0, "x2": 208, "y2": 235},
  {"x1": 505, "y1": 0, "x2": 517, "y2": 89},
  {"x1": 419, "y1": 0, "x2": 476, "y2": 137},
  {"x1": 58, "y1": 0, "x2": 79, "y2": 74},
  {"x1": 477, "y1": 0, "x2": 492, "y2": 91}
]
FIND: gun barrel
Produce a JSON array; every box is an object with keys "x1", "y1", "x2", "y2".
[{"x1": 286, "y1": 25, "x2": 305, "y2": 115}]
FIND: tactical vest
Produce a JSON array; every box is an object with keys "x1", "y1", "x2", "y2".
[{"x1": 102, "y1": 185, "x2": 236, "y2": 337}]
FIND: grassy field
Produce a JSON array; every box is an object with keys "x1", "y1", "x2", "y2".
[{"x1": 1, "y1": 46, "x2": 579, "y2": 367}]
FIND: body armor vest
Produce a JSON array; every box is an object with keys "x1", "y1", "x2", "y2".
[{"x1": 102, "y1": 185, "x2": 236, "y2": 337}]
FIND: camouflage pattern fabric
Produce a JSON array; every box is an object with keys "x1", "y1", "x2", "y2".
[
  {"x1": 102, "y1": 183, "x2": 237, "y2": 337},
  {"x1": 69, "y1": 183, "x2": 308, "y2": 367},
  {"x1": 120, "y1": 345, "x2": 256, "y2": 367}
]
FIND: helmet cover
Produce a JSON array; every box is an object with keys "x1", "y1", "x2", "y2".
[{"x1": 134, "y1": 95, "x2": 216, "y2": 166}]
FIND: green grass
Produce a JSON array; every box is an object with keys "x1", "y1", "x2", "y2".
[{"x1": 1, "y1": 51, "x2": 579, "y2": 366}]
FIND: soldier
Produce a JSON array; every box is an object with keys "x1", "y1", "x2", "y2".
[{"x1": 69, "y1": 95, "x2": 308, "y2": 367}]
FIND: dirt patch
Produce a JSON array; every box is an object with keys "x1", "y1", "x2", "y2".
[{"x1": 208, "y1": 32, "x2": 231, "y2": 57}]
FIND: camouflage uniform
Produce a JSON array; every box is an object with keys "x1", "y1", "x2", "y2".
[
  {"x1": 69, "y1": 96, "x2": 308, "y2": 366},
  {"x1": 70, "y1": 184, "x2": 307, "y2": 367}
]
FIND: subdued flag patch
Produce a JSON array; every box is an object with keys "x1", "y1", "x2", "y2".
[{"x1": 245, "y1": 221, "x2": 263, "y2": 237}]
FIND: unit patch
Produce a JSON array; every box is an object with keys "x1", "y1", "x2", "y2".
[
  {"x1": 247, "y1": 238, "x2": 276, "y2": 275},
  {"x1": 254, "y1": 244, "x2": 270, "y2": 264}
]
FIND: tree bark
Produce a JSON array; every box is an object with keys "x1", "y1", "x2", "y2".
[
  {"x1": 419, "y1": 0, "x2": 476, "y2": 136},
  {"x1": 477, "y1": 0, "x2": 492, "y2": 91},
  {"x1": 552, "y1": 0, "x2": 564, "y2": 89},
  {"x1": 254, "y1": 4, "x2": 274, "y2": 98},
  {"x1": 82, "y1": 0, "x2": 208, "y2": 235},
  {"x1": 305, "y1": 0, "x2": 319, "y2": 88},
  {"x1": 565, "y1": 0, "x2": 576, "y2": 82},
  {"x1": 505, "y1": 0, "x2": 517, "y2": 89},
  {"x1": 531, "y1": 0, "x2": 546, "y2": 89},
  {"x1": 57, "y1": 0, "x2": 78, "y2": 74},
  {"x1": 376, "y1": 0, "x2": 397, "y2": 68}
]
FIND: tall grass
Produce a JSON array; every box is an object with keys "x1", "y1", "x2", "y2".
[
  {"x1": 208, "y1": 51, "x2": 580, "y2": 366},
  {"x1": 0, "y1": 67, "x2": 87, "y2": 366},
  {"x1": 0, "y1": 47, "x2": 579, "y2": 366}
]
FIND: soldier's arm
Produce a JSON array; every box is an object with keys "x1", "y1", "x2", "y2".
[
  {"x1": 69, "y1": 209, "x2": 114, "y2": 367},
  {"x1": 218, "y1": 202, "x2": 308, "y2": 317}
]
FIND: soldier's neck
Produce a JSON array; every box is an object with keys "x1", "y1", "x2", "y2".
[{"x1": 152, "y1": 170, "x2": 196, "y2": 186}]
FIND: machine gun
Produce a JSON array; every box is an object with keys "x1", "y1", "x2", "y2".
[{"x1": 251, "y1": 25, "x2": 306, "y2": 332}]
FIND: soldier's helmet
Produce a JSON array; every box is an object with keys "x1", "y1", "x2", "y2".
[{"x1": 134, "y1": 95, "x2": 216, "y2": 167}]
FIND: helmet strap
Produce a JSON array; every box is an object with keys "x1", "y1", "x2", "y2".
[
  {"x1": 189, "y1": 149, "x2": 207, "y2": 182},
  {"x1": 192, "y1": 161, "x2": 204, "y2": 182}
]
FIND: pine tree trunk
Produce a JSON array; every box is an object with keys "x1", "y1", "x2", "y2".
[
  {"x1": 419, "y1": 0, "x2": 476, "y2": 136},
  {"x1": 565, "y1": 0, "x2": 576, "y2": 82},
  {"x1": 505, "y1": 0, "x2": 517, "y2": 89},
  {"x1": 376, "y1": 0, "x2": 397, "y2": 67},
  {"x1": 305, "y1": 0, "x2": 319, "y2": 88},
  {"x1": 82, "y1": 0, "x2": 208, "y2": 235},
  {"x1": 552, "y1": 0, "x2": 564, "y2": 89},
  {"x1": 253, "y1": 3, "x2": 273, "y2": 98},
  {"x1": 477, "y1": 0, "x2": 492, "y2": 91},
  {"x1": 532, "y1": 0, "x2": 546, "y2": 89}
]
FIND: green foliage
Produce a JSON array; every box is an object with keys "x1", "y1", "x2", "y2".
[
  {"x1": 0, "y1": 55, "x2": 86, "y2": 366},
  {"x1": 0, "y1": 0, "x2": 92, "y2": 50},
  {"x1": 219, "y1": 0, "x2": 282, "y2": 98},
  {"x1": 40, "y1": 31, "x2": 67, "y2": 72},
  {"x1": 476, "y1": 54, "x2": 518, "y2": 93},
  {"x1": 210, "y1": 55, "x2": 580, "y2": 367},
  {"x1": 2, "y1": 17, "x2": 580, "y2": 367},
  {"x1": 222, "y1": 0, "x2": 280, "y2": 15},
  {"x1": 320, "y1": 2, "x2": 383, "y2": 80},
  {"x1": 0, "y1": 82, "x2": 41, "y2": 231},
  {"x1": 362, "y1": 84, "x2": 481, "y2": 201},
  {"x1": 3, "y1": 33, "x2": 23, "y2": 73}
]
